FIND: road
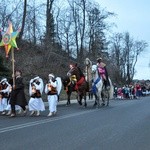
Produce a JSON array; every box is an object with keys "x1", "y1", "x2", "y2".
[{"x1": 0, "y1": 96, "x2": 150, "y2": 150}]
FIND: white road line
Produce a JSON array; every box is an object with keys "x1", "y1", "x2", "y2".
[{"x1": 0, "y1": 109, "x2": 98, "y2": 134}]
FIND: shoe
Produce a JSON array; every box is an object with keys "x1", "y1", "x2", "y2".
[
  {"x1": 6, "y1": 111, "x2": 11, "y2": 116},
  {"x1": 30, "y1": 111, "x2": 35, "y2": 116},
  {"x1": 36, "y1": 111, "x2": 40, "y2": 116},
  {"x1": 47, "y1": 112, "x2": 53, "y2": 117},
  {"x1": 10, "y1": 113, "x2": 16, "y2": 117},
  {"x1": 1, "y1": 111, "x2": 6, "y2": 115}
]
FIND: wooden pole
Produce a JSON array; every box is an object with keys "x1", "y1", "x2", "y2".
[{"x1": 11, "y1": 47, "x2": 15, "y2": 87}]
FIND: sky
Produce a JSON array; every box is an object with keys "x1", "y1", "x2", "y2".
[{"x1": 95, "y1": 0, "x2": 150, "y2": 80}]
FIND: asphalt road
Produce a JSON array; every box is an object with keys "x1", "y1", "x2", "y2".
[{"x1": 0, "y1": 96, "x2": 150, "y2": 150}]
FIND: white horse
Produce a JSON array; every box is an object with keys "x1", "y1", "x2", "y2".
[
  {"x1": 91, "y1": 64, "x2": 114, "y2": 107},
  {"x1": 84, "y1": 58, "x2": 114, "y2": 107}
]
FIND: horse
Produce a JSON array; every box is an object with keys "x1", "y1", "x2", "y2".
[
  {"x1": 67, "y1": 66, "x2": 88, "y2": 107},
  {"x1": 84, "y1": 58, "x2": 114, "y2": 107},
  {"x1": 91, "y1": 64, "x2": 114, "y2": 107},
  {"x1": 62, "y1": 76, "x2": 77, "y2": 106}
]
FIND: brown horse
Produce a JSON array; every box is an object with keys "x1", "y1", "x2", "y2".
[
  {"x1": 67, "y1": 66, "x2": 88, "y2": 107},
  {"x1": 62, "y1": 75, "x2": 77, "y2": 106}
]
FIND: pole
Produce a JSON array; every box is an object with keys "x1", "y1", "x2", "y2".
[{"x1": 11, "y1": 47, "x2": 15, "y2": 87}]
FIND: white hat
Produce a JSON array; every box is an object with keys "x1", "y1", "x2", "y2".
[
  {"x1": 33, "y1": 76, "x2": 40, "y2": 80},
  {"x1": 0, "y1": 78, "x2": 7, "y2": 83},
  {"x1": 49, "y1": 74, "x2": 55, "y2": 78}
]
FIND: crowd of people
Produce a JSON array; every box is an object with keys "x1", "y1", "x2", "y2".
[
  {"x1": 0, "y1": 70, "x2": 60, "y2": 117},
  {"x1": 114, "y1": 82, "x2": 150, "y2": 100}
]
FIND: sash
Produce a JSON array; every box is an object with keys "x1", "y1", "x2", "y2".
[
  {"x1": 75, "y1": 77, "x2": 85, "y2": 90},
  {"x1": 92, "y1": 77, "x2": 101, "y2": 94}
]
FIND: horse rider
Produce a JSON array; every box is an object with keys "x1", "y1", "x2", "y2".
[
  {"x1": 67, "y1": 63, "x2": 85, "y2": 90},
  {"x1": 97, "y1": 57, "x2": 110, "y2": 89}
]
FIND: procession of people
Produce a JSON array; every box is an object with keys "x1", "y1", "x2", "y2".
[
  {"x1": 1, "y1": 57, "x2": 149, "y2": 118},
  {"x1": 0, "y1": 69, "x2": 62, "y2": 117}
]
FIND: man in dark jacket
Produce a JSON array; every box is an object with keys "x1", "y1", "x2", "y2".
[{"x1": 9, "y1": 70, "x2": 27, "y2": 117}]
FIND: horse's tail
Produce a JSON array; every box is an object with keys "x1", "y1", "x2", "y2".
[{"x1": 108, "y1": 78, "x2": 114, "y2": 99}]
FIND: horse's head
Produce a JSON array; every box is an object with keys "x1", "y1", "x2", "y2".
[
  {"x1": 92, "y1": 65, "x2": 97, "y2": 74},
  {"x1": 84, "y1": 58, "x2": 92, "y2": 67},
  {"x1": 62, "y1": 76, "x2": 70, "y2": 86}
]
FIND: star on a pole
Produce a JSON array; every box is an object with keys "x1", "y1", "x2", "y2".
[{"x1": 0, "y1": 21, "x2": 20, "y2": 57}]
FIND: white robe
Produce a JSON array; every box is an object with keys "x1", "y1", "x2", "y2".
[
  {"x1": 28, "y1": 78, "x2": 45, "y2": 111},
  {"x1": 0, "y1": 82, "x2": 11, "y2": 111},
  {"x1": 28, "y1": 97, "x2": 45, "y2": 111},
  {"x1": 45, "y1": 80, "x2": 58, "y2": 113}
]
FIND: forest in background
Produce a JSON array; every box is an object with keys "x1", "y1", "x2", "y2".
[{"x1": 0, "y1": 0, "x2": 148, "y2": 88}]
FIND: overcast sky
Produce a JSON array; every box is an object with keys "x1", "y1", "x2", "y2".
[{"x1": 95, "y1": 0, "x2": 150, "y2": 80}]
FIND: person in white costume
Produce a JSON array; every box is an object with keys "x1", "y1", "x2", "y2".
[
  {"x1": 45, "y1": 74, "x2": 58, "y2": 117},
  {"x1": 0, "y1": 78, "x2": 11, "y2": 115},
  {"x1": 28, "y1": 76, "x2": 45, "y2": 116}
]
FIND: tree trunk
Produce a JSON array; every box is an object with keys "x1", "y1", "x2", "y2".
[{"x1": 19, "y1": 0, "x2": 27, "y2": 41}]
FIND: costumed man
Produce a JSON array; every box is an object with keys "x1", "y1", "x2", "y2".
[
  {"x1": 28, "y1": 76, "x2": 45, "y2": 116},
  {"x1": 0, "y1": 78, "x2": 11, "y2": 115},
  {"x1": 97, "y1": 57, "x2": 110, "y2": 89},
  {"x1": 67, "y1": 64, "x2": 77, "y2": 86},
  {"x1": 9, "y1": 70, "x2": 28, "y2": 117},
  {"x1": 45, "y1": 73, "x2": 58, "y2": 117}
]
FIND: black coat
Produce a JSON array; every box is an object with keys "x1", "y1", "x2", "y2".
[{"x1": 9, "y1": 77, "x2": 27, "y2": 106}]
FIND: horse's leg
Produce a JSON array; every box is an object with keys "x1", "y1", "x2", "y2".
[
  {"x1": 84, "y1": 92, "x2": 87, "y2": 107},
  {"x1": 97, "y1": 96, "x2": 101, "y2": 108},
  {"x1": 91, "y1": 92, "x2": 93, "y2": 100},
  {"x1": 66, "y1": 91, "x2": 71, "y2": 106},
  {"x1": 88, "y1": 92, "x2": 90, "y2": 100},
  {"x1": 101, "y1": 92, "x2": 105, "y2": 106},
  {"x1": 93, "y1": 94, "x2": 98, "y2": 107},
  {"x1": 106, "y1": 91, "x2": 110, "y2": 106},
  {"x1": 96, "y1": 91, "x2": 101, "y2": 108},
  {"x1": 78, "y1": 94, "x2": 82, "y2": 105}
]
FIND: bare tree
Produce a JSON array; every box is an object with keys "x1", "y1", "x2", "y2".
[
  {"x1": 86, "y1": 2, "x2": 114, "y2": 60},
  {"x1": 19, "y1": 0, "x2": 27, "y2": 41},
  {"x1": 45, "y1": 0, "x2": 55, "y2": 50},
  {"x1": 132, "y1": 40, "x2": 148, "y2": 79},
  {"x1": 110, "y1": 33, "x2": 125, "y2": 84},
  {"x1": 110, "y1": 32, "x2": 148, "y2": 84},
  {"x1": 55, "y1": 8, "x2": 74, "y2": 58}
]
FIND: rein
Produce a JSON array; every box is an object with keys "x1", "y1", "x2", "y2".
[{"x1": 65, "y1": 81, "x2": 71, "y2": 92}]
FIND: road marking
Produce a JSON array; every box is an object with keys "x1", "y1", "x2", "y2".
[{"x1": 0, "y1": 109, "x2": 98, "y2": 134}]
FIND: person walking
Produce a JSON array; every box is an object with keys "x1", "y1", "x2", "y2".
[
  {"x1": 9, "y1": 70, "x2": 28, "y2": 117},
  {"x1": 0, "y1": 78, "x2": 11, "y2": 115},
  {"x1": 28, "y1": 76, "x2": 45, "y2": 116},
  {"x1": 45, "y1": 73, "x2": 58, "y2": 117}
]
